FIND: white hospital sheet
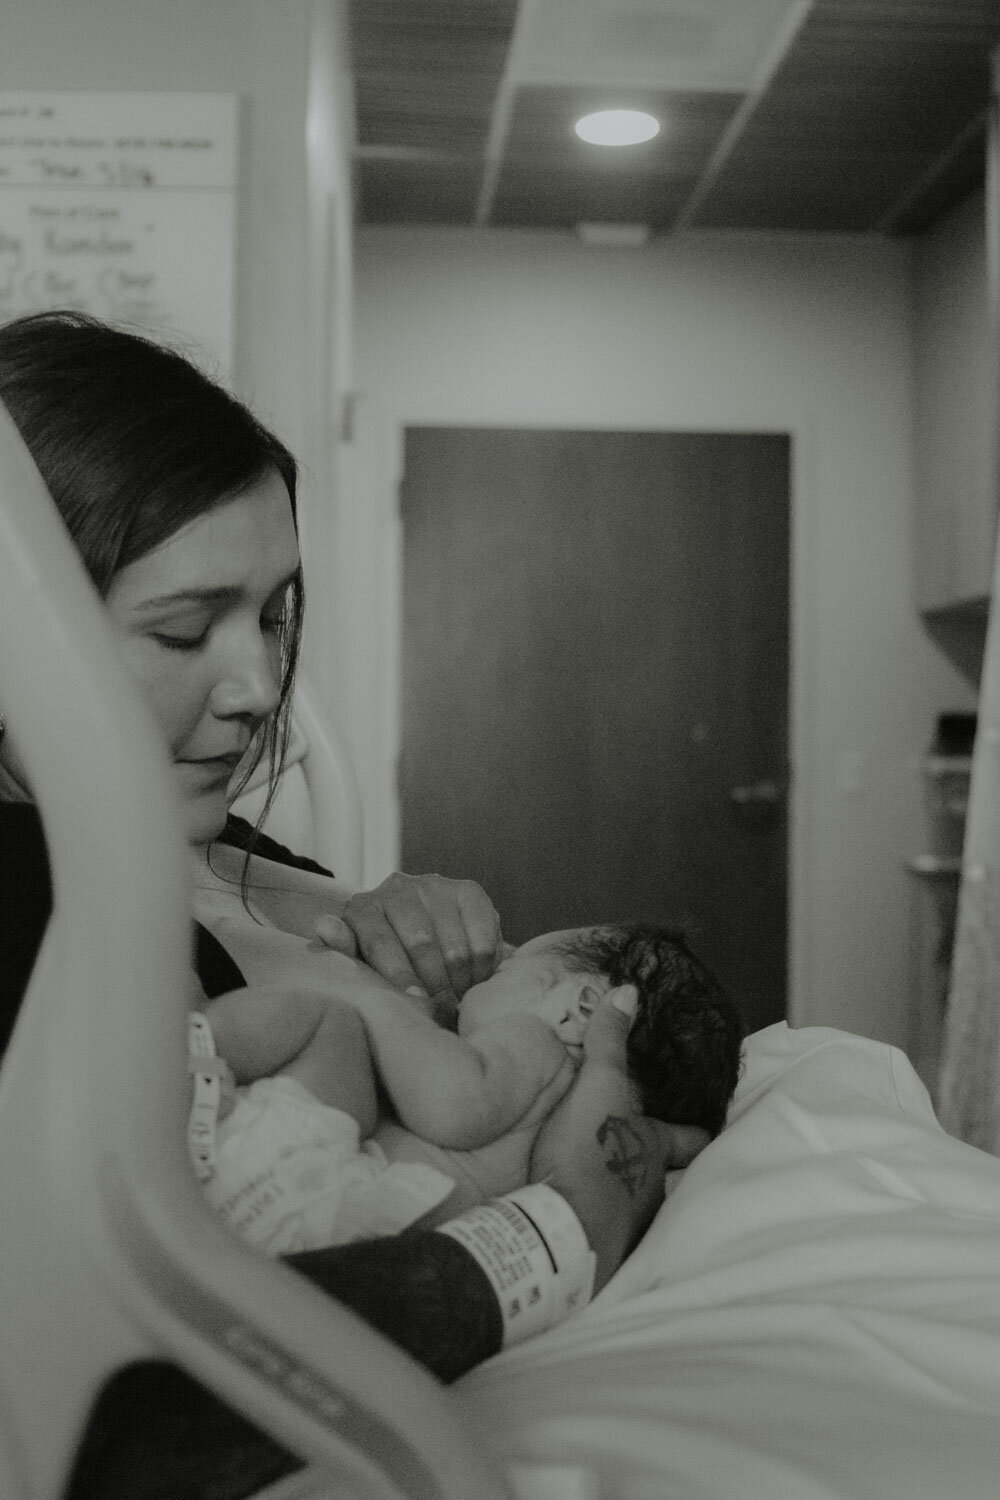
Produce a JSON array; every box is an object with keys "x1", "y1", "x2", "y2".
[{"x1": 457, "y1": 1024, "x2": 1000, "y2": 1499}]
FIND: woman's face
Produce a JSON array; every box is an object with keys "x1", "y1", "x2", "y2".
[{"x1": 103, "y1": 467, "x2": 301, "y2": 846}]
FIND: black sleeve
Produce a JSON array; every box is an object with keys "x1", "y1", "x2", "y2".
[
  {"x1": 0, "y1": 803, "x2": 53, "y2": 1057},
  {"x1": 0, "y1": 803, "x2": 249, "y2": 1029},
  {"x1": 195, "y1": 925, "x2": 247, "y2": 1000},
  {"x1": 216, "y1": 814, "x2": 334, "y2": 879}
]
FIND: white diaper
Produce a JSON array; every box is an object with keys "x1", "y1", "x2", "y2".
[{"x1": 201, "y1": 1075, "x2": 456, "y2": 1256}]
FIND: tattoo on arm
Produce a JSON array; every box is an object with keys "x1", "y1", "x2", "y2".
[{"x1": 596, "y1": 1115, "x2": 648, "y2": 1198}]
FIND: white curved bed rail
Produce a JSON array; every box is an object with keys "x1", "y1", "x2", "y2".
[
  {"x1": 293, "y1": 675, "x2": 364, "y2": 882},
  {"x1": 0, "y1": 397, "x2": 510, "y2": 1499}
]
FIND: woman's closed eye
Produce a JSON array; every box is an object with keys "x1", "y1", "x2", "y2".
[
  {"x1": 153, "y1": 608, "x2": 283, "y2": 653},
  {"x1": 153, "y1": 627, "x2": 210, "y2": 652}
]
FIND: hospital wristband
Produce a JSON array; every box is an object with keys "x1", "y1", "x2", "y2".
[
  {"x1": 434, "y1": 1184, "x2": 596, "y2": 1347},
  {"x1": 187, "y1": 1011, "x2": 231, "y2": 1183}
]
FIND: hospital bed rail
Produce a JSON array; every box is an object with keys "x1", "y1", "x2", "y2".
[{"x1": 229, "y1": 674, "x2": 364, "y2": 886}]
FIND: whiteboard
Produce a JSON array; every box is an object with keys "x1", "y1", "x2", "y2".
[{"x1": 0, "y1": 92, "x2": 237, "y2": 375}]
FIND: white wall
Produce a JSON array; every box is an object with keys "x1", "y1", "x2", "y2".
[{"x1": 351, "y1": 224, "x2": 975, "y2": 1045}]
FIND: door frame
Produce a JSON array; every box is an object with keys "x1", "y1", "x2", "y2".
[{"x1": 336, "y1": 401, "x2": 818, "y2": 1027}]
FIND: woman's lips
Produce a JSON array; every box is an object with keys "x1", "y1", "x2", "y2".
[{"x1": 179, "y1": 754, "x2": 244, "y2": 784}]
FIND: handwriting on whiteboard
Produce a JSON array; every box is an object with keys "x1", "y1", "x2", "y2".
[{"x1": 0, "y1": 92, "x2": 237, "y2": 374}]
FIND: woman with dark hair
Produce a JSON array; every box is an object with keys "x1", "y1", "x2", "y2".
[
  {"x1": 0, "y1": 310, "x2": 501, "y2": 1012},
  {"x1": 0, "y1": 311, "x2": 704, "y2": 1496}
]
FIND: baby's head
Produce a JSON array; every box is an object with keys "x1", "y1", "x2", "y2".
[{"x1": 459, "y1": 923, "x2": 744, "y2": 1137}]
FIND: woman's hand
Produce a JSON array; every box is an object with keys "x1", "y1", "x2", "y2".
[
  {"x1": 312, "y1": 872, "x2": 503, "y2": 1005},
  {"x1": 529, "y1": 985, "x2": 709, "y2": 1291}
]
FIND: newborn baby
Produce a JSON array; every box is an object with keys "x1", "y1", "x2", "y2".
[{"x1": 192, "y1": 923, "x2": 744, "y2": 1255}]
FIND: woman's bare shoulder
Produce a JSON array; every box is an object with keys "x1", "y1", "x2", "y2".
[{"x1": 194, "y1": 839, "x2": 350, "y2": 938}]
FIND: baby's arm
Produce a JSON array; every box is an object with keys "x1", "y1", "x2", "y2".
[
  {"x1": 201, "y1": 985, "x2": 379, "y2": 1139},
  {"x1": 319, "y1": 953, "x2": 576, "y2": 1149}
]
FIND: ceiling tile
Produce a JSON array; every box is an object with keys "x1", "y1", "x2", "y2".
[
  {"x1": 508, "y1": 0, "x2": 805, "y2": 91},
  {"x1": 695, "y1": 153, "x2": 934, "y2": 232},
  {"x1": 886, "y1": 124, "x2": 987, "y2": 235},
  {"x1": 691, "y1": 0, "x2": 1000, "y2": 231},
  {"x1": 491, "y1": 162, "x2": 704, "y2": 229},
  {"x1": 356, "y1": 157, "x2": 484, "y2": 225},
  {"x1": 348, "y1": 0, "x2": 1000, "y2": 234},
  {"x1": 349, "y1": 0, "x2": 517, "y2": 153},
  {"x1": 492, "y1": 86, "x2": 743, "y2": 228}
]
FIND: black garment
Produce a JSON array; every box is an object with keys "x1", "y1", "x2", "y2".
[
  {"x1": 0, "y1": 802, "x2": 53, "y2": 1054},
  {"x1": 0, "y1": 802, "x2": 333, "y2": 1060}
]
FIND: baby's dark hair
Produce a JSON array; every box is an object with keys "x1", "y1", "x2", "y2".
[{"x1": 553, "y1": 924, "x2": 744, "y2": 1137}]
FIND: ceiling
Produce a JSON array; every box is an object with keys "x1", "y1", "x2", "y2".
[{"x1": 346, "y1": 0, "x2": 1000, "y2": 237}]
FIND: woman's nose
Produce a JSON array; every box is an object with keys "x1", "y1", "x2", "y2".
[{"x1": 211, "y1": 631, "x2": 282, "y2": 722}]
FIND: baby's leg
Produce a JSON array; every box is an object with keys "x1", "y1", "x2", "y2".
[{"x1": 203, "y1": 987, "x2": 379, "y2": 1137}]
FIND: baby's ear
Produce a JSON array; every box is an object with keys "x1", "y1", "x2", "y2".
[
  {"x1": 576, "y1": 983, "x2": 603, "y2": 1020},
  {"x1": 555, "y1": 982, "x2": 601, "y2": 1046}
]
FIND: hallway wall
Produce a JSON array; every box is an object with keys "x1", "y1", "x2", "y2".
[{"x1": 352, "y1": 224, "x2": 974, "y2": 1044}]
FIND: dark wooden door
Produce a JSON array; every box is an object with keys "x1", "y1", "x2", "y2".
[{"x1": 400, "y1": 429, "x2": 790, "y2": 1034}]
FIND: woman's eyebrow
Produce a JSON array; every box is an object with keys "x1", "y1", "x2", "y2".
[
  {"x1": 134, "y1": 573, "x2": 299, "y2": 612},
  {"x1": 134, "y1": 586, "x2": 239, "y2": 612}
]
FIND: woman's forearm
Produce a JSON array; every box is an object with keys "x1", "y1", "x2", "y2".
[
  {"x1": 528, "y1": 1061, "x2": 659, "y2": 1291},
  {"x1": 526, "y1": 986, "x2": 705, "y2": 1292}
]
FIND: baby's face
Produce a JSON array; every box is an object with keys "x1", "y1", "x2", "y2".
[{"x1": 457, "y1": 929, "x2": 610, "y2": 1057}]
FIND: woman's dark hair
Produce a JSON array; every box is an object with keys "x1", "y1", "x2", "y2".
[
  {"x1": 554, "y1": 923, "x2": 745, "y2": 1137},
  {"x1": 0, "y1": 310, "x2": 304, "y2": 860}
]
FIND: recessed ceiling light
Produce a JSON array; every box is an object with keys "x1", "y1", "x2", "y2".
[{"x1": 574, "y1": 109, "x2": 660, "y2": 147}]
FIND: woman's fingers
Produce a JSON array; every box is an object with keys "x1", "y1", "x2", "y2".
[
  {"x1": 455, "y1": 879, "x2": 505, "y2": 988},
  {"x1": 345, "y1": 875, "x2": 454, "y2": 996},
  {"x1": 308, "y1": 911, "x2": 359, "y2": 956},
  {"x1": 341, "y1": 873, "x2": 503, "y2": 1000},
  {"x1": 580, "y1": 984, "x2": 638, "y2": 1070},
  {"x1": 423, "y1": 876, "x2": 503, "y2": 996},
  {"x1": 341, "y1": 890, "x2": 429, "y2": 993}
]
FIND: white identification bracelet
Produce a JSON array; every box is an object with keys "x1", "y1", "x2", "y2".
[
  {"x1": 187, "y1": 1011, "x2": 229, "y2": 1183},
  {"x1": 435, "y1": 1184, "x2": 596, "y2": 1347}
]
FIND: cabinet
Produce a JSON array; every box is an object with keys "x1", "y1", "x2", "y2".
[
  {"x1": 913, "y1": 68, "x2": 1000, "y2": 615},
  {"x1": 912, "y1": 183, "x2": 999, "y2": 612}
]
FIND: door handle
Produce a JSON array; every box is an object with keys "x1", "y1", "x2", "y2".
[{"x1": 730, "y1": 779, "x2": 783, "y2": 806}]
